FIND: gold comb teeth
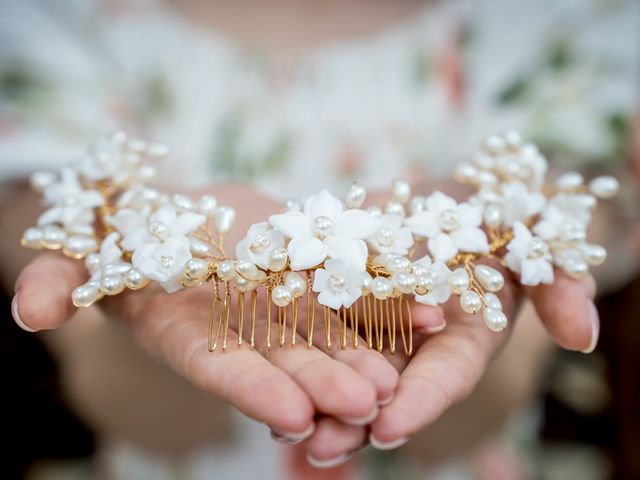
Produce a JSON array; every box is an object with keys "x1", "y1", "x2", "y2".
[{"x1": 21, "y1": 130, "x2": 618, "y2": 355}]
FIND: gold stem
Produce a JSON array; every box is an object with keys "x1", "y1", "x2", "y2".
[
  {"x1": 250, "y1": 289, "x2": 257, "y2": 348},
  {"x1": 237, "y1": 292, "x2": 245, "y2": 347},
  {"x1": 291, "y1": 298, "x2": 298, "y2": 346},
  {"x1": 208, "y1": 280, "x2": 220, "y2": 352}
]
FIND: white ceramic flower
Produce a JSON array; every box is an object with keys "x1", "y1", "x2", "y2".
[
  {"x1": 505, "y1": 222, "x2": 554, "y2": 286},
  {"x1": 367, "y1": 215, "x2": 414, "y2": 255},
  {"x1": 85, "y1": 232, "x2": 131, "y2": 280},
  {"x1": 37, "y1": 167, "x2": 104, "y2": 233},
  {"x1": 412, "y1": 256, "x2": 452, "y2": 306},
  {"x1": 404, "y1": 191, "x2": 489, "y2": 261},
  {"x1": 235, "y1": 222, "x2": 285, "y2": 270},
  {"x1": 312, "y1": 259, "x2": 364, "y2": 309},
  {"x1": 269, "y1": 189, "x2": 381, "y2": 271},
  {"x1": 532, "y1": 192, "x2": 594, "y2": 242},
  {"x1": 120, "y1": 205, "x2": 206, "y2": 252},
  {"x1": 105, "y1": 206, "x2": 150, "y2": 240},
  {"x1": 132, "y1": 236, "x2": 192, "y2": 293},
  {"x1": 496, "y1": 182, "x2": 546, "y2": 226}
]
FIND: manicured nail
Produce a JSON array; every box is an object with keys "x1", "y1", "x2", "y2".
[
  {"x1": 270, "y1": 422, "x2": 315, "y2": 444},
  {"x1": 11, "y1": 293, "x2": 36, "y2": 332},
  {"x1": 377, "y1": 393, "x2": 395, "y2": 407},
  {"x1": 339, "y1": 405, "x2": 379, "y2": 426},
  {"x1": 306, "y1": 451, "x2": 353, "y2": 469},
  {"x1": 369, "y1": 433, "x2": 408, "y2": 451},
  {"x1": 582, "y1": 301, "x2": 600, "y2": 354},
  {"x1": 417, "y1": 321, "x2": 446, "y2": 335}
]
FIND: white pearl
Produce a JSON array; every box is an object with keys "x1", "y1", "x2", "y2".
[
  {"x1": 483, "y1": 292, "x2": 502, "y2": 310},
  {"x1": 124, "y1": 268, "x2": 150, "y2": 290},
  {"x1": 384, "y1": 200, "x2": 405, "y2": 217},
  {"x1": 268, "y1": 248, "x2": 288, "y2": 272},
  {"x1": 482, "y1": 308, "x2": 508, "y2": 332},
  {"x1": 235, "y1": 276, "x2": 258, "y2": 292},
  {"x1": 30, "y1": 171, "x2": 56, "y2": 192},
  {"x1": 329, "y1": 274, "x2": 346, "y2": 292},
  {"x1": 438, "y1": 209, "x2": 460, "y2": 232},
  {"x1": 285, "y1": 272, "x2": 307, "y2": 298},
  {"x1": 581, "y1": 244, "x2": 607, "y2": 266},
  {"x1": 376, "y1": 228, "x2": 395, "y2": 247},
  {"x1": 563, "y1": 256, "x2": 589, "y2": 279},
  {"x1": 393, "y1": 273, "x2": 416, "y2": 294},
  {"x1": 216, "y1": 260, "x2": 237, "y2": 281},
  {"x1": 85, "y1": 253, "x2": 101, "y2": 273},
  {"x1": 63, "y1": 235, "x2": 98, "y2": 258},
  {"x1": 272, "y1": 285, "x2": 293, "y2": 307},
  {"x1": 414, "y1": 274, "x2": 434, "y2": 295},
  {"x1": 128, "y1": 138, "x2": 147, "y2": 153},
  {"x1": 184, "y1": 258, "x2": 210, "y2": 281},
  {"x1": 556, "y1": 172, "x2": 584, "y2": 190},
  {"x1": 477, "y1": 171, "x2": 497, "y2": 186},
  {"x1": 313, "y1": 216, "x2": 333, "y2": 236},
  {"x1": 483, "y1": 135, "x2": 507, "y2": 155},
  {"x1": 137, "y1": 165, "x2": 157, "y2": 181},
  {"x1": 392, "y1": 179, "x2": 411, "y2": 203},
  {"x1": 250, "y1": 234, "x2": 271, "y2": 253},
  {"x1": 197, "y1": 195, "x2": 218, "y2": 216},
  {"x1": 504, "y1": 130, "x2": 522, "y2": 149},
  {"x1": 213, "y1": 206, "x2": 236, "y2": 234},
  {"x1": 371, "y1": 277, "x2": 393, "y2": 300},
  {"x1": 387, "y1": 256, "x2": 410, "y2": 272},
  {"x1": 589, "y1": 176, "x2": 619, "y2": 199},
  {"x1": 72, "y1": 282, "x2": 102, "y2": 308},
  {"x1": 409, "y1": 196, "x2": 425, "y2": 214},
  {"x1": 345, "y1": 183, "x2": 366, "y2": 209},
  {"x1": 454, "y1": 163, "x2": 479, "y2": 182},
  {"x1": 560, "y1": 225, "x2": 587, "y2": 243},
  {"x1": 109, "y1": 130, "x2": 128, "y2": 144},
  {"x1": 361, "y1": 272, "x2": 373, "y2": 293},
  {"x1": 101, "y1": 274, "x2": 126, "y2": 296},
  {"x1": 372, "y1": 253, "x2": 396, "y2": 267},
  {"x1": 148, "y1": 221, "x2": 168, "y2": 240},
  {"x1": 474, "y1": 265, "x2": 504, "y2": 292},
  {"x1": 235, "y1": 259, "x2": 261, "y2": 280},
  {"x1": 448, "y1": 268, "x2": 469, "y2": 294},
  {"x1": 483, "y1": 204, "x2": 503, "y2": 228},
  {"x1": 410, "y1": 263, "x2": 428, "y2": 276},
  {"x1": 189, "y1": 237, "x2": 215, "y2": 257},
  {"x1": 21, "y1": 227, "x2": 43, "y2": 249},
  {"x1": 41, "y1": 225, "x2": 66, "y2": 249},
  {"x1": 367, "y1": 206, "x2": 382, "y2": 217},
  {"x1": 172, "y1": 194, "x2": 194, "y2": 211},
  {"x1": 460, "y1": 291, "x2": 482, "y2": 314}
]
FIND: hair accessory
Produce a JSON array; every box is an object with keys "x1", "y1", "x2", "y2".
[{"x1": 21, "y1": 131, "x2": 618, "y2": 354}]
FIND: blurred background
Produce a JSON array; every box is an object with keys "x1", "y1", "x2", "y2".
[{"x1": 0, "y1": 0, "x2": 639, "y2": 479}]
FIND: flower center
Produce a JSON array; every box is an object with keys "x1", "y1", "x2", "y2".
[
  {"x1": 313, "y1": 216, "x2": 333, "y2": 238},
  {"x1": 160, "y1": 255, "x2": 176, "y2": 270},
  {"x1": 376, "y1": 228, "x2": 395, "y2": 246},
  {"x1": 148, "y1": 221, "x2": 168, "y2": 240},
  {"x1": 527, "y1": 237, "x2": 548, "y2": 258},
  {"x1": 250, "y1": 234, "x2": 271, "y2": 253},
  {"x1": 329, "y1": 274, "x2": 346, "y2": 292},
  {"x1": 62, "y1": 196, "x2": 78, "y2": 206},
  {"x1": 438, "y1": 209, "x2": 460, "y2": 232}
]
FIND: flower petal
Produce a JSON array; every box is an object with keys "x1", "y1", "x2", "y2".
[
  {"x1": 404, "y1": 211, "x2": 440, "y2": 238},
  {"x1": 457, "y1": 203, "x2": 482, "y2": 227},
  {"x1": 269, "y1": 212, "x2": 312, "y2": 240},
  {"x1": 451, "y1": 227, "x2": 489, "y2": 254},
  {"x1": 317, "y1": 290, "x2": 342, "y2": 310},
  {"x1": 425, "y1": 191, "x2": 457, "y2": 214},
  {"x1": 304, "y1": 189, "x2": 343, "y2": 221},
  {"x1": 428, "y1": 233, "x2": 458, "y2": 261},
  {"x1": 334, "y1": 210, "x2": 381, "y2": 239},
  {"x1": 325, "y1": 236, "x2": 368, "y2": 271},
  {"x1": 170, "y1": 212, "x2": 206, "y2": 236},
  {"x1": 288, "y1": 237, "x2": 327, "y2": 270}
]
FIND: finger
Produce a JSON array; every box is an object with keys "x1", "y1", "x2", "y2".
[
  {"x1": 304, "y1": 417, "x2": 367, "y2": 468},
  {"x1": 410, "y1": 303, "x2": 446, "y2": 334},
  {"x1": 12, "y1": 253, "x2": 87, "y2": 331},
  {"x1": 528, "y1": 271, "x2": 598, "y2": 353},
  {"x1": 131, "y1": 288, "x2": 316, "y2": 436},
  {"x1": 370, "y1": 317, "x2": 505, "y2": 448}
]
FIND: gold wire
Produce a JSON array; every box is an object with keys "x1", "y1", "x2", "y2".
[
  {"x1": 398, "y1": 295, "x2": 413, "y2": 356},
  {"x1": 366, "y1": 295, "x2": 373, "y2": 349},
  {"x1": 222, "y1": 286, "x2": 231, "y2": 352},
  {"x1": 208, "y1": 280, "x2": 220, "y2": 352},
  {"x1": 340, "y1": 306, "x2": 347, "y2": 349},
  {"x1": 351, "y1": 302, "x2": 358, "y2": 349},
  {"x1": 237, "y1": 292, "x2": 245, "y2": 347},
  {"x1": 389, "y1": 297, "x2": 396, "y2": 354},
  {"x1": 306, "y1": 279, "x2": 313, "y2": 349},
  {"x1": 324, "y1": 305, "x2": 331, "y2": 349},
  {"x1": 266, "y1": 287, "x2": 272, "y2": 350},
  {"x1": 377, "y1": 298, "x2": 385, "y2": 352},
  {"x1": 291, "y1": 298, "x2": 298, "y2": 346},
  {"x1": 250, "y1": 290, "x2": 257, "y2": 348},
  {"x1": 373, "y1": 298, "x2": 381, "y2": 352}
]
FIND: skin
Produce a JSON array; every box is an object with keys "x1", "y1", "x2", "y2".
[{"x1": 6, "y1": 183, "x2": 598, "y2": 465}]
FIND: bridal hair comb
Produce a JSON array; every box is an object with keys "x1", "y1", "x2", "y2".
[{"x1": 21, "y1": 131, "x2": 618, "y2": 355}]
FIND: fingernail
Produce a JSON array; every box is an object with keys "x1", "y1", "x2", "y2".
[
  {"x1": 306, "y1": 451, "x2": 353, "y2": 469},
  {"x1": 377, "y1": 393, "x2": 395, "y2": 407},
  {"x1": 11, "y1": 293, "x2": 36, "y2": 332},
  {"x1": 270, "y1": 422, "x2": 315, "y2": 444},
  {"x1": 369, "y1": 433, "x2": 408, "y2": 451},
  {"x1": 339, "y1": 405, "x2": 379, "y2": 426},
  {"x1": 417, "y1": 321, "x2": 446, "y2": 335},
  {"x1": 582, "y1": 301, "x2": 600, "y2": 354}
]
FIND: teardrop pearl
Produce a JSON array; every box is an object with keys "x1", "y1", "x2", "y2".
[
  {"x1": 235, "y1": 259, "x2": 261, "y2": 280},
  {"x1": 474, "y1": 265, "x2": 504, "y2": 292},
  {"x1": 556, "y1": 172, "x2": 584, "y2": 190},
  {"x1": 41, "y1": 225, "x2": 66, "y2": 249},
  {"x1": 124, "y1": 268, "x2": 150, "y2": 290},
  {"x1": 384, "y1": 200, "x2": 405, "y2": 217},
  {"x1": 21, "y1": 227, "x2": 43, "y2": 249},
  {"x1": 563, "y1": 256, "x2": 589, "y2": 279},
  {"x1": 189, "y1": 237, "x2": 215, "y2": 257},
  {"x1": 448, "y1": 268, "x2": 469, "y2": 295},
  {"x1": 213, "y1": 206, "x2": 236, "y2": 234},
  {"x1": 101, "y1": 274, "x2": 126, "y2": 296},
  {"x1": 268, "y1": 248, "x2": 288, "y2": 272},
  {"x1": 235, "y1": 276, "x2": 258, "y2": 293},
  {"x1": 272, "y1": 285, "x2": 293, "y2": 307},
  {"x1": 391, "y1": 179, "x2": 411, "y2": 203},
  {"x1": 483, "y1": 204, "x2": 503, "y2": 228},
  {"x1": 285, "y1": 272, "x2": 306, "y2": 298},
  {"x1": 63, "y1": 235, "x2": 98, "y2": 258},
  {"x1": 371, "y1": 277, "x2": 392, "y2": 300},
  {"x1": 393, "y1": 273, "x2": 416, "y2": 294},
  {"x1": 387, "y1": 256, "x2": 410, "y2": 272},
  {"x1": 460, "y1": 291, "x2": 482, "y2": 314},
  {"x1": 410, "y1": 196, "x2": 425, "y2": 214},
  {"x1": 72, "y1": 282, "x2": 102, "y2": 308},
  {"x1": 197, "y1": 195, "x2": 218, "y2": 216},
  {"x1": 483, "y1": 292, "x2": 502, "y2": 310},
  {"x1": 589, "y1": 176, "x2": 619, "y2": 199},
  {"x1": 581, "y1": 244, "x2": 607, "y2": 266},
  {"x1": 216, "y1": 260, "x2": 237, "y2": 281},
  {"x1": 184, "y1": 258, "x2": 210, "y2": 281},
  {"x1": 345, "y1": 183, "x2": 366, "y2": 209},
  {"x1": 482, "y1": 308, "x2": 508, "y2": 332}
]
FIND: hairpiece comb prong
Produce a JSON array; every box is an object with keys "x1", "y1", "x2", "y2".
[{"x1": 21, "y1": 130, "x2": 619, "y2": 355}]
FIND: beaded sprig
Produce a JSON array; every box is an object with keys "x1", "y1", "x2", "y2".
[{"x1": 21, "y1": 131, "x2": 618, "y2": 355}]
